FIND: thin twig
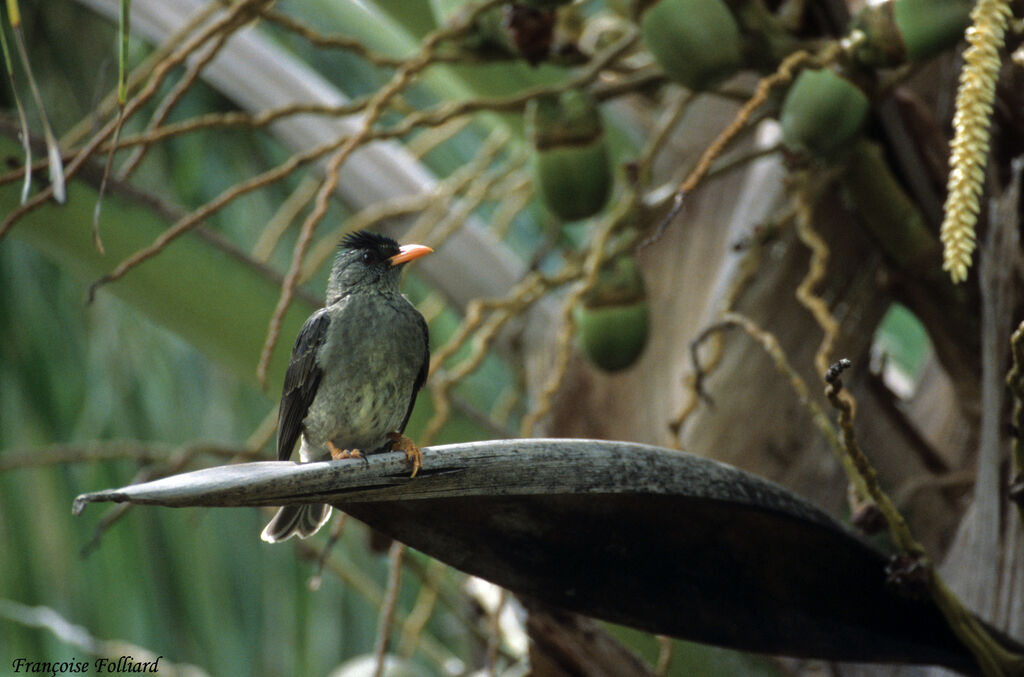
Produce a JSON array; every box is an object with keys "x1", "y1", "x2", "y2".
[
  {"x1": 42, "y1": 18, "x2": 642, "y2": 300},
  {"x1": 405, "y1": 116, "x2": 472, "y2": 159},
  {"x1": 59, "y1": 1, "x2": 223, "y2": 150},
  {"x1": 118, "y1": 30, "x2": 236, "y2": 180},
  {"x1": 688, "y1": 312, "x2": 843, "y2": 456},
  {"x1": 109, "y1": 99, "x2": 370, "y2": 151},
  {"x1": 400, "y1": 557, "x2": 519, "y2": 663},
  {"x1": 823, "y1": 361, "x2": 1024, "y2": 676},
  {"x1": 668, "y1": 207, "x2": 789, "y2": 443},
  {"x1": 290, "y1": 538, "x2": 455, "y2": 670},
  {"x1": 0, "y1": 0, "x2": 269, "y2": 240},
  {"x1": 424, "y1": 272, "x2": 555, "y2": 443},
  {"x1": 372, "y1": 542, "x2": 407, "y2": 677},
  {"x1": 308, "y1": 512, "x2": 348, "y2": 591},
  {"x1": 397, "y1": 559, "x2": 448, "y2": 659},
  {"x1": 86, "y1": 132, "x2": 343, "y2": 302},
  {"x1": 639, "y1": 39, "x2": 850, "y2": 252},
  {"x1": 489, "y1": 171, "x2": 533, "y2": 239},
  {"x1": 520, "y1": 196, "x2": 630, "y2": 435},
  {"x1": 252, "y1": 175, "x2": 322, "y2": 262},
  {"x1": 89, "y1": 0, "x2": 130, "y2": 236},
  {"x1": 407, "y1": 131, "x2": 520, "y2": 248},
  {"x1": 791, "y1": 170, "x2": 842, "y2": 378},
  {"x1": 258, "y1": 7, "x2": 408, "y2": 68},
  {"x1": 0, "y1": 441, "x2": 249, "y2": 472},
  {"x1": 106, "y1": 26, "x2": 636, "y2": 157}
]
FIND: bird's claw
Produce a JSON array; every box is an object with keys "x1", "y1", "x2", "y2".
[
  {"x1": 388, "y1": 432, "x2": 422, "y2": 478},
  {"x1": 328, "y1": 440, "x2": 362, "y2": 461}
]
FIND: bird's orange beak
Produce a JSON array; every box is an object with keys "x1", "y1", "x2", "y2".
[{"x1": 389, "y1": 243, "x2": 433, "y2": 266}]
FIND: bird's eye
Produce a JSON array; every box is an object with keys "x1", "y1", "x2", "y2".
[{"x1": 361, "y1": 251, "x2": 375, "y2": 264}]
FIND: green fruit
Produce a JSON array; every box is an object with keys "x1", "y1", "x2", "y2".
[
  {"x1": 527, "y1": 89, "x2": 603, "y2": 148},
  {"x1": 854, "y1": 0, "x2": 971, "y2": 67},
  {"x1": 586, "y1": 255, "x2": 646, "y2": 303},
  {"x1": 894, "y1": 0, "x2": 971, "y2": 62},
  {"x1": 780, "y1": 69, "x2": 869, "y2": 159},
  {"x1": 575, "y1": 257, "x2": 649, "y2": 372},
  {"x1": 533, "y1": 142, "x2": 612, "y2": 221},
  {"x1": 430, "y1": 0, "x2": 514, "y2": 54},
  {"x1": 640, "y1": 0, "x2": 742, "y2": 90},
  {"x1": 527, "y1": 90, "x2": 612, "y2": 221},
  {"x1": 851, "y1": 4, "x2": 905, "y2": 66},
  {"x1": 575, "y1": 302, "x2": 650, "y2": 372}
]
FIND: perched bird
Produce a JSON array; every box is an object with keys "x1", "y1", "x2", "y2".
[{"x1": 261, "y1": 230, "x2": 432, "y2": 543}]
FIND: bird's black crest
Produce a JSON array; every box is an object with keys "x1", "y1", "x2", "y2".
[{"x1": 339, "y1": 230, "x2": 400, "y2": 257}]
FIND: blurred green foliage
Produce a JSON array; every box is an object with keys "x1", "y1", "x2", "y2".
[
  {"x1": 0, "y1": 236, "x2": 477, "y2": 675},
  {"x1": 0, "y1": 3, "x2": 476, "y2": 674},
  {"x1": 875, "y1": 303, "x2": 931, "y2": 385}
]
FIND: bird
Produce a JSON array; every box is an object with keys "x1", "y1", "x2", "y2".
[{"x1": 261, "y1": 230, "x2": 432, "y2": 543}]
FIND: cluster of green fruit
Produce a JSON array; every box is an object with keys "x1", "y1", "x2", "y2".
[{"x1": 433, "y1": 0, "x2": 971, "y2": 372}]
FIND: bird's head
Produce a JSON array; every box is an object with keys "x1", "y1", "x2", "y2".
[{"x1": 326, "y1": 230, "x2": 433, "y2": 302}]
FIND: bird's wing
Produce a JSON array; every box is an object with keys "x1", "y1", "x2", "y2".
[
  {"x1": 399, "y1": 313, "x2": 430, "y2": 434},
  {"x1": 277, "y1": 308, "x2": 331, "y2": 461}
]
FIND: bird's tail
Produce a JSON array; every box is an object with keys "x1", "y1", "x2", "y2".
[{"x1": 260, "y1": 504, "x2": 332, "y2": 543}]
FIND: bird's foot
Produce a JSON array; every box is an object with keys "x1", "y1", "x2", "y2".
[
  {"x1": 388, "y1": 432, "x2": 422, "y2": 478},
  {"x1": 328, "y1": 440, "x2": 362, "y2": 461}
]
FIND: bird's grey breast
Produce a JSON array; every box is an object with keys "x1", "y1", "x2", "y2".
[{"x1": 302, "y1": 292, "x2": 425, "y2": 454}]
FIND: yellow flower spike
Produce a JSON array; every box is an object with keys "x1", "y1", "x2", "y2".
[{"x1": 939, "y1": 0, "x2": 1012, "y2": 284}]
